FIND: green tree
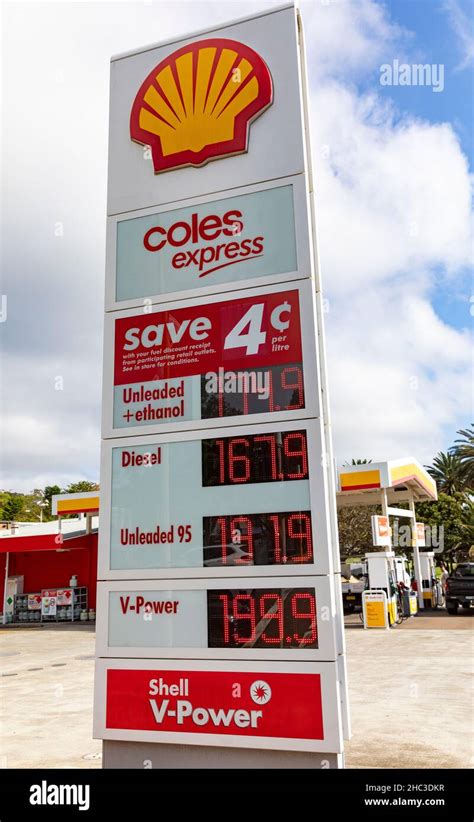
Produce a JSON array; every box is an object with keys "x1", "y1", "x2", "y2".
[
  {"x1": 1, "y1": 494, "x2": 24, "y2": 522},
  {"x1": 21, "y1": 492, "x2": 44, "y2": 522},
  {"x1": 427, "y1": 451, "x2": 465, "y2": 495},
  {"x1": 65, "y1": 481, "x2": 99, "y2": 493},
  {"x1": 337, "y1": 504, "x2": 379, "y2": 559},
  {"x1": 416, "y1": 492, "x2": 472, "y2": 562},
  {"x1": 452, "y1": 424, "x2": 474, "y2": 489},
  {"x1": 343, "y1": 458, "x2": 373, "y2": 466},
  {"x1": 455, "y1": 498, "x2": 474, "y2": 558},
  {"x1": 43, "y1": 485, "x2": 61, "y2": 516}
]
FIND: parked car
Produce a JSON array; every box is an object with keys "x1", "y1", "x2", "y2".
[{"x1": 445, "y1": 563, "x2": 474, "y2": 614}]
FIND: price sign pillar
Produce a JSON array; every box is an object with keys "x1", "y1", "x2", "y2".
[{"x1": 95, "y1": 2, "x2": 349, "y2": 769}]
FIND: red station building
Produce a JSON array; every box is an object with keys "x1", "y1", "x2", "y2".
[{"x1": 0, "y1": 493, "x2": 99, "y2": 623}]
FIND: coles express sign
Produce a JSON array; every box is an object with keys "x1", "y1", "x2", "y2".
[
  {"x1": 113, "y1": 184, "x2": 299, "y2": 304},
  {"x1": 106, "y1": 284, "x2": 314, "y2": 434}
]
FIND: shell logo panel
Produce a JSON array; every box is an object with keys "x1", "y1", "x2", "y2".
[{"x1": 130, "y1": 38, "x2": 273, "y2": 174}]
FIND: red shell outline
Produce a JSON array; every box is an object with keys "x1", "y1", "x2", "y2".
[{"x1": 130, "y1": 37, "x2": 273, "y2": 174}]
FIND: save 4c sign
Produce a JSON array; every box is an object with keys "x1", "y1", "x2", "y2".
[
  {"x1": 102, "y1": 281, "x2": 320, "y2": 437},
  {"x1": 95, "y1": 2, "x2": 349, "y2": 767}
]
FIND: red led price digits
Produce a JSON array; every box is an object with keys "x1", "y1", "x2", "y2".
[
  {"x1": 281, "y1": 366, "x2": 304, "y2": 411},
  {"x1": 218, "y1": 593, "x2": 257, "y2": 645},
  {"x1": 291, "y1": 592, "x2": 317, "y2": 645},
  {"x1": 216, "y1": 437, "x2": 250, "y2": 484},
  {"x1": 283, "y1": 432, "x2": 308, "y2": 479},
  {"x1": 211, "y1": 589, "x2": 318, "y2": 648},
  {"x1": 207, "y1": 431, "x2": 309, "y2": 486},
  {"x1": 259, "y1": 593, "x2": 283, "y2": 645},
  {"x1": 208, "y1": 512, "x2": 313, "y2": 566},
  {"x1": 214, "y1": 365, "x2": 304, "y2": 418},
  {"x1": 268, "y1": 513, "x2": 313, "y2": 563},
  {"x1": 254, "y1": 435, "x2": 278, "y2": 479},
  {"x1": 218, "y1": 594, "x2": 231, "y2": 645},
  {"x1": 287, "y1": 514, "x2": 312, "y2": 562},
  {"x1": 216, "y1": 516, "x2": 254, "y2": 564}
]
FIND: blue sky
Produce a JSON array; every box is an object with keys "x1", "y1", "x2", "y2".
[
  {"x1": 347, "y1": 0, "x2": 473, "y2": 332},
  {"x1": 389, "y1": 0, "x2": 473, "y2": 334},
  {"x1": 381, "y1": 0, "x2": 473, "y2": 159}
]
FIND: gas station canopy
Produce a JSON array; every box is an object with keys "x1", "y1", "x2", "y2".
[
  {"x1": 336, "y1": 458, "x2": 437, "y2": 507},
  {"x1": 52, "y1": 492, "x2": 99, "y2": 517}
]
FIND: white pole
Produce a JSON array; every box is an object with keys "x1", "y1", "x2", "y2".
[
  {"x1": 408, "y1": 490, "x2": 424, "y2": 609},
  {"x1": 3, "y1": 552, "x2": 9, "y2": 625}
]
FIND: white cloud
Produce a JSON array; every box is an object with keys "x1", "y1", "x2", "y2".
[
  {"x1": 308, "y1": 73, "x2": 472, "y2": 463},
  {"x1": 442, "y1": 0, "x2": 474, "y2": 70},
  {"x1": 326, "y1": 285, "x2": 471, "y2": 464},
  {"x1": 311, "y1": 83, "x2": 472, "y2": 293},
  {"x1": 301, "y1": 0, "x2": 410, "y2": 78}
]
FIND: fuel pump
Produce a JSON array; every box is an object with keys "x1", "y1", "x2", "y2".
[
  {"x1": 393, "y1": 555, "x2": 418, "y2": 616},
  {"x1": 393, "y1": 556, "x2": 411, "y2": 587},
  {"x1": 365, "y1": 552, "x2": 399, "y2": 626},
  {"x1": 419, "y1": 551, "x2": 441, "y2": 608}
]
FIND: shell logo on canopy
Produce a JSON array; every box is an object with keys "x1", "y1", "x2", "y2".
[{"x1": 130, "y1": 38, "x2": 273, "y2": 174}]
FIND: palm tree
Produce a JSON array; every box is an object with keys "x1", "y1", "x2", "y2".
[
  {"x1": 452, "y1": 425, "x2": 474, "y2": 489},
  {"x1": 454, "y1": 498, "x2": 474, "y2": 560},
  {"x1": 427, "y1": 452, "x2": 464, "y2": 495},
  {"x1": 343, "y1": 459, "x2": 373, "y2": 466}
]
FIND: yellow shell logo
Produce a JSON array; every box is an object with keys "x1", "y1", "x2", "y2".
[{"x1": 130, "y1": 38, "x2": 273, "y2": 174}]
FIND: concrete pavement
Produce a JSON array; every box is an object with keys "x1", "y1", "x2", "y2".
[{"x1": 0, "y1": 617, "x2": 472, "y2": 769}]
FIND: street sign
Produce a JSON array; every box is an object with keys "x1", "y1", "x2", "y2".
[
  {"x1": 102, "y1": 280, "x2": 320, "y2": 438},
  {"x1": 105, "y1": 177, "x2": 312, "y2": 310},
  {"x1": 414, "y1": 522, "x2": 426, "y2": 547},
  {"x1": 362, "y1": 590, "x2": 389, "y2": 629},
  {"x1": 95, "y1": 576, "x2": 338, "y2": 660},
  {"x1": 94, "y1": 659, "x2": 343, "y2": 753},
  {"x1": 98, "y1": 419, "x2": 333, "y2": 579},
  {"x1": 371, "y1": 515, "x2": 391, "y2": 547}
]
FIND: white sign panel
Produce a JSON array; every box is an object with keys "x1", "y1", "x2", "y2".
[
  {"x1": 95, "y1": 576, "x2": 338, "y2": 661},
  {"x1": 107, "y1": 5, "x2": 305, "y2": 215},
  {"x1": 93, "y1": 659, "x2": 343, "y2": 753},
  {"x1": 105, "y1": 177, "x2": 312, "y2": 311},
  {"x1": 98, "y1": 419, "x2": 333, "y2": 579}
]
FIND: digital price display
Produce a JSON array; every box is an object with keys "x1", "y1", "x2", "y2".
[
  {"x1": 103, "y1": 281, "x2": 319, "y2": 436},
  {"x1": 96, "y1": 577, "x2": 337, "y2": 660},
  {"x1": 201, "y1": 364, "x2": 304, "y2": 420},
  {"x1": 202, "y1": 430, "x2": 308, "y2": 486},
  {"x1": 203, "y1": 512, "x2": 312, "y2": 567},
  {"x1": 100, "y1": 421, "x2": 333, "y2": 577},
  {"x1": 207, "y1": 588, "x2": 317, "y2": 648}
]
